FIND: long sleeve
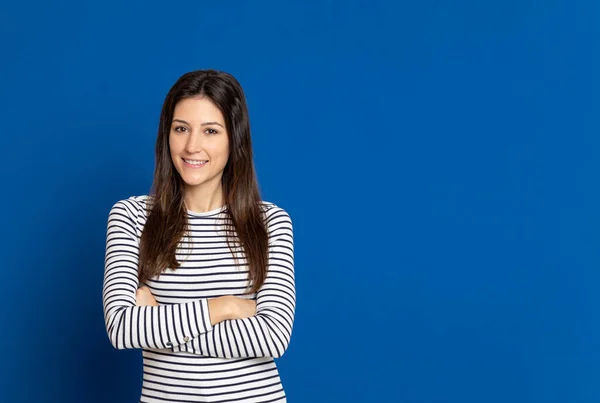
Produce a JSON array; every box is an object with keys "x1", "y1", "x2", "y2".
[
  {"x1": 102, "y1": 200, "x2": 214, "y2": 350},
  {"x1": 172, "y1": 208, "x2": 296, "y2": 359}
]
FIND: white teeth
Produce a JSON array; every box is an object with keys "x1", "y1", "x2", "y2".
[{"x1": 184, "y1": 159, "x2": 208, "y2": 165}]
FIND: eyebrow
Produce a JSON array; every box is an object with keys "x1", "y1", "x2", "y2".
[{"x1": 172, "y1": 119, "x2": 224, "y2": 128}]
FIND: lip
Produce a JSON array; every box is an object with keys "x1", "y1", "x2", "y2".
[{"x1": 182, "y1": 158, "x2": 208, "y2": 168}]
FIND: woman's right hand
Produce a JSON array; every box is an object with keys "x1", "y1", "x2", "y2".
[{"x1": 136, "y1": 285, "x2": 158, "y2": 307}]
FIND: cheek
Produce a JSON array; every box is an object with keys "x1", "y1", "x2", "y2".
[
  {"x1": 169, "y1": 135, "x2": 181, "y2": 155},
  {"x1": 219, "y1": 138, "x2": 230, "y2": 158},
  {"x1": 207, "y1": 141, "x2": 229, "y2": 159}
]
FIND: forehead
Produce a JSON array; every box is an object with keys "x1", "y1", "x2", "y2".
[{"x1": 173, "y1": 97, "x2": 225, "y2": 123}]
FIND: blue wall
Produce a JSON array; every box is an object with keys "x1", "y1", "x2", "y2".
[{"x1": 1, "y1": 1, "x2": 598, "y2": 402}]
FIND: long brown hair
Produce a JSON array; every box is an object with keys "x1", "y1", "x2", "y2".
[{"x1": 138, "y1": 69, "x2": 269, "y2": 294}]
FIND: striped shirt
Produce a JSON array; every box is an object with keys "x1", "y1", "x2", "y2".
[{"x1": 102, "y1": 195, "x2": 295, "y2": 402}]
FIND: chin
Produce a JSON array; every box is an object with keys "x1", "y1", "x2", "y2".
[
  {"x1": 180, "y1": 176, "x2": 207, "y2": 187},
  {"x1": 185, "y1": 181, "x2": 207, "y2": 188}
]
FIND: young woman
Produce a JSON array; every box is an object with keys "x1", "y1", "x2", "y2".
[{"x1": 102, "y1": 69, "x2": 295, "y2": 402}]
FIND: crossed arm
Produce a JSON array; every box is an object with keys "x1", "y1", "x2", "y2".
[{"x1": 102, "y1": 199, "x2": 295, "y2": 358}]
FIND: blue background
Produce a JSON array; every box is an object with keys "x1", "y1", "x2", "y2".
[{"x1": 1, "y1": 0, "x2": 598, "y2": 402}]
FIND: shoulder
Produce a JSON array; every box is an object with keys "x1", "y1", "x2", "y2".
[
  {"x1": 108, "y1": 194, "x2": 153, "y2": 224},
  {"x1": 259, "y1": 200, "x2": 293, "y2": 236},
  {"x1": 110, "y1": 194, "x2": 151, "y2": 213},
  {"x1": 259, "y1": 200, "x2": 291, "y2": 220}
]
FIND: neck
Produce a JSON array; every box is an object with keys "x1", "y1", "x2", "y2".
[{"x1": 183, "y1": 181, "x2": 225, "y2": 213}]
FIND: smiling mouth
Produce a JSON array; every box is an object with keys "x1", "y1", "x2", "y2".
[{"x1": 183, "y1": 158, "x2": 209, "y2": 166}]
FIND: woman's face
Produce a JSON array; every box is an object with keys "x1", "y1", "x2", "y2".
[{"x1": 169, "y1": 97, "x2": 230, "y2": 191}]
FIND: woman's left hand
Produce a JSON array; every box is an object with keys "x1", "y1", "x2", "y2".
[{"x1": 136, "y1": 285, "x2": 158, "y2": 306}]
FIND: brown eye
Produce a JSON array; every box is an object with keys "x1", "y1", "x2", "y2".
[
  {"x1": 206, "y1": 128, "x2": 218, "y2": 135},
  {"x1": 174, "y1": 126, "x2": 188, "y2": 133}
]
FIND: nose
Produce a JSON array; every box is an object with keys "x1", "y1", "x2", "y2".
[{"x1": 184, "y1": 131, "x2": 204, "y2": 154}]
